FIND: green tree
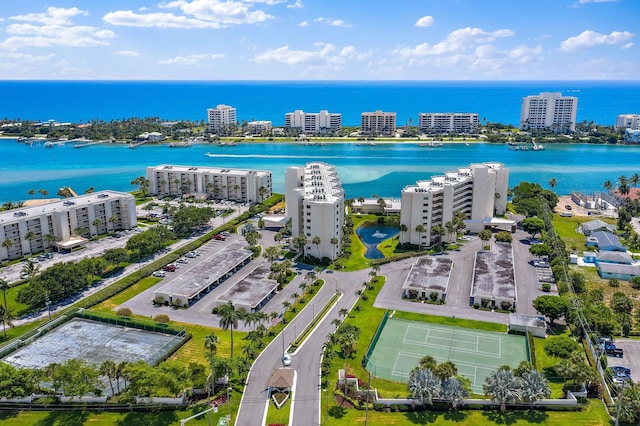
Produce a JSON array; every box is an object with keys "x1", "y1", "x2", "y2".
[
  {"x1": 522, "y1": 217, "x2": 545, "y2": 238},
  {"x1": 611, "y1": 291, "x2": 633, "y2": 315},
  {"x1": 548, "y1": 178, "x2": 557, "y2": 193},
  {"x1": 519, "y1": 370, "x2": 551, "y2": 403},
  {"x1": 441, "y1": 377, "x2": 469, "y2": 409},
  {"x1": 532, "y1": 295, "x2": 570, "y2": 324},
  {"x1": 478, "y1": 229, "x2": 492, "y2": 249},
  {"x1": 100, "y1": 360, "x2": 117, "y2": 396},
  {"x1": 408, "y1": 367, "x2": 442, "y2": 406},
  {"x1": 312, "y1": 235, "x2": 321, "y2": 258},
  {"x1": 483, "y1": 367, "x2": 522, "y2": 412},
  {"x1": 218, "y1": 301, "x2": 243, "y2": 359},
  {"x1": 415, "y1": 224, "x2": 425, "y2": 247}
]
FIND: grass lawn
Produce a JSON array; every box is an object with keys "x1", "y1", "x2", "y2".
[
  {"x1": 551, "y1": 215, "x2": 588, "y2": 252},
  {"x1": 532, "y1": 324, "x2": 570, "y2": 398},
  {"x1": 338, "y1": 214, "x2": 376, "y2": 271},
  {"x1": 323, "y1": 398, "x2": 610, "y2": 426},
  {"x1": 265, "y1": 391, "x2": 291, "y2": 425},
  {"x1": 4, "y1": 281, "x2": 30, "y2": 315},
  {"x1": 92, "y1": 276, "x2": 162, "y2": 312},
  {"x1": 391, "y1": 311, "x2": 507, "y2": 333}
]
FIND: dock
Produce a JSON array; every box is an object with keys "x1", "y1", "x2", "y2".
[
  {"x1": 128, "y1": 141, "x2": 147, "y2": 149},
  {"x1": 73, "y1": 140, "x2": 110, "y2": 149}
]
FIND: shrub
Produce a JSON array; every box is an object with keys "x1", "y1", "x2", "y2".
[
  {"x1": 153, "y1": 314, "x2": 170, "y2": 323},
  {"x1": 117, "y1": 307, "x2": 132, "y2": 317},
  {"x1": 544, "y1": 336, "x2": 580, "y2": 358},
  {"x1": 495, "y1": 231, "x2": 513, "y2": 243},
  {"x1": 153, "y1": 296, "x2": 165, "y2": 306},
  {"x1": 542, "y1": 283, "x2": 551, "y2": 292},
  {"x1": 473, "y1": 303, "x2": 479, "y2": 309},
  {"x1": 608, "y1": 278, "x2": 620, "y2": 288},
  {"x1": 429, "y1": 292, "x2": 439, "y2": 301},
  {"x1": 500, "y1": 301, "x2": 512, "y2": 310}
]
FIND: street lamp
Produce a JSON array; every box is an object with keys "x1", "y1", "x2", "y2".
[
  {"x1": 226, "y1": 386, "x2": 232, "y2": 421},
  {"x1": 45, "y1": 292, "x2": 51, "y2": 321},
  {"x1": 206, "y1": 372, "x2": 212, "y2": 426},
  {"x1": 323, "y1": 388, "x2": 328, "y2": 424}
]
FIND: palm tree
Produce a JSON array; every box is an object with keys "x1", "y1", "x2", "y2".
[
  {"x1": 337, "y1": 324, "x2": 360, "y2": 383},
  {"x1": 258, "y1": 186, "x2": 268, "y2": 202},
  {"x1": 312, "y1": 236, "x2": 321, "y2": 258},
  {"x1": 281, "y1": 300, "x2": 291, "y2": 311},
  {"x1": 399, "y1": 224, "x2": 408, "y2": 242},
  {"x1": 618, "y1": 382, "x2": 640, "y2": 424},
  {"x1": 548, "y1": 177, "x2": 557, "y2": 193},
  {"x1": 0, "y1": 305, "x2": 14, "y2": 339},
  {"x1": 330, "y1": 237, "x2": 339, "y2": 259},
  {"x1": 519, "y1": 370, "x2": 551, "y2": 403},
  {"x1": 44, "y1": 233, "x2": 56, "y2": 249},
  {"x1": 408, "y1": 368, "x2": 442, "y2": 406},
  {"x1": 100, "y1": 360, "x2": 117, "y2": 395},
  {"x1": 0, "y1": 278, "x2": 8, "y2": 338},
  {"x1": 618, "y1": 175, "x2": 628, "y2": 187},
  {"x1": 85, "y1": 187, "x2": 95, "y2": 194},
  {"x1": 21, "y1": 260, "x2": 40, "y2": 278},
  {"x1": 204, "y1": 332, "x2": 220, "y2": 392},
  {"x1": 441, "y1": 377, "x2": 469, "y2": 409},
  {"x1": 603, "y1": 180, "x2": 613, "y2": 192},
  {"x1": 415, "y1": 224, "x2": 425, "y2": 247},
  {"x1": 431, "y1": 225, "x2": 445, "y2": 251},
  {"x1": 28, "y1": 189, "x2": 35, "y2": 199},
  {"x1": 217, "y1": 302, "x2": 242, "y2": 359},
  {"x1": 630, "y1": 173, "x2": 640, "y2": 188},
  {"x1": 2, "y1": 239, "x2": 13, "y2": 255},
  {"x1": 445, "y1": 221, "x2": 456, "y2": 243},
  {"x1": 92, "y1": 218, "x2": 103, "y2": 234},
  {"x1": 483, "y1": 367, "x2": 522, "y2": 412},
  {"x1": 24, "y1": 231, "x2": 37, "y2": 253}
]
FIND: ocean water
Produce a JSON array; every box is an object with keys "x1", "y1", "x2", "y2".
[
  {"x1": 1, "y1": 139, "x2": 638, "y2": 203},
  {"x1": 1, "y1": 80, "x2": 639, "y2": 126}
]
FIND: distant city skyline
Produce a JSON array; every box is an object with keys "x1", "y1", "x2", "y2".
[{"x1": 0, "y1": 0, "x2": 638, "y2": 80}]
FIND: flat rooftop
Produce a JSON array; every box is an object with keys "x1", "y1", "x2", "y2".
[
  {"x1": 403, "y1": 257, "x2": 452, "y2": 292},
  {"x1": 150, "y1": 164, "x2": 270, "y2": 177},
  {"x1": 471, "y1": 243, "x2": 516, "y2": 300},
  {"x1": 2, "y1": 318, "x2": 178, "y2": 370},
  {"x1": 217, "y1": 264, "x2": 278, "y2": 308},
  {"x1": 156, "y1": 241, "x2": 252, "y2": 299}
]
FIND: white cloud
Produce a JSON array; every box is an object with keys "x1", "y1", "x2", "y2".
[
  {"x1": 158, "y1": 53, "x2": 224, "y2": 65},
  {"x1": 253, "y1": 42, "x2": 369, "y2": 68},
  {"x1": 105, "y1": 0, "x2": 274, "y2": 29},
  {"x1": 394, "y1": 27, "x2": 514, "y2": 58},
  {"x1": 298, "y1": 21, "x2": 308, "y2": 27},
  {"x1": 314, "y1": 17, "x2": 351, "y2": 28},
  {"x1": 415, "y1": 16, "x2": 434, "y2": 27},
  {"x1": 115, "y1": 50, "x2": 140, "y2": 57},
  {"x1": 1, "y1": 7, "x2": 113, "y2": 51},
  {"x1": 9, "y1": 7, "x2": 87, "y2": 26},
  {"x1": 287, "y1": 0, "x2": 303, "y2": 8},
  {"x1": 560, "y1": 30, "x2": 634, "y2": 51}
]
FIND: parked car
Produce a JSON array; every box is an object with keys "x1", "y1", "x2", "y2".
[
  {"x1": 185, "y1": 252, "x2": 197, "y2": 259},
  {"x1": 559, "y1": 212, "x2": 573, "y2": 217},
  {"x1": 282, "y1": 354, "x2": 292, "y2": 367},
  {"x1": 176, "y1": 258, "x2": 189, "y2": 264},
  {"x1": 533, "y1": 260, "x2": 550, "y2": 268},
  {"x1": 213, "y1": 234, "x2": 226, "y2": 241},
  {"x1": 611, "y1": 366, "x2": 631, "y2": 377},
  {"x1": 152, "y1": 271, "x2": 166, "y2": 278},
  {"x1": 162, "y1": 265, "x2": 176, "y2": 272},
  {"x1": 565, "y1": 205, "x2": 572, "y2": 210}
]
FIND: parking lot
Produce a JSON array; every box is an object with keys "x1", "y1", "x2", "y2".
[{"x1": 606, "y1": 339, "x2": 640, "y2": 384}]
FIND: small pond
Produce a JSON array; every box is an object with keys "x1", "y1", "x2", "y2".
[{"x1": 356, "y1": 223, "x2": 399, "y2": 259}]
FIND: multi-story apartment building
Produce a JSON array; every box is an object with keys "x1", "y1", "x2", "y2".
[
  {"x1": 0, "y1": 191, "x2": 136, "y2": 261},
  {"x1": 615, "y1": 114, "x2": 640, "y2": 131},
  {"x1": 520, "y1": 92, "x2": 578, "y2": 133},
  {"x1": 361, "y1": 110, "x2": 396, "y2": 135},
  {"x1": 285, "y1": 162, "x2": 344, "y2": 260},
  {"x1": 418, "y1": 113, "x2": 479, "y2": 134},
  {"x1": 207, "y1": 104, "x2": 237, "y2": 134},
  {"x1": 400, "y1": 163, "x2": 509, "y2": 248},
  {"x1": 146, "y1": 165, "x2": 272, "y2": 203},
  {"x1": 246, "y1": 120, "x2": 272, "y2": 135},
  {"x1": 284, "y1": 110, "x2": 342, "y2": 134}
]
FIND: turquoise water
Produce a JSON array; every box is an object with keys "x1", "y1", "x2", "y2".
[
  {"x1": 356, "y1": 223, "x2": 400, "y2": 259},
  {"x1": 1, "y1": 138, "x2": 636, "y2": 204}
]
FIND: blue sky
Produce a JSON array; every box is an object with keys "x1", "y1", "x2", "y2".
[{"x1": 0, "y1": 0, "x2": 637, "y2": 80}]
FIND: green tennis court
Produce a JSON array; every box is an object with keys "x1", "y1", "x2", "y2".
[{"x1": 365, "y1": 317, "x2": 529, "y2": 394}]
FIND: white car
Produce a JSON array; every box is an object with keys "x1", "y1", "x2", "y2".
[
  {"x1": 152, "y1": 270, "x2": 166, "y2": 278},
  {"x1": 176, "y1": 258, "x2": 189, "y2": 264},
  {"x1": 282, "y1": 354, "x2": 292, "y2": 367}
]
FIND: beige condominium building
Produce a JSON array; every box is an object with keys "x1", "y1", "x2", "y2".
[
  {"x1": 284, "y1": 110, "x2": 342, "y2": 134},
  {"x1": 146, "y1": 165, "x2": 272, "y2": 203},
  {"x1": 0, "y1": 191, "x2": 136, "y2": 261},
  {"x1": 418, "y1": 113, "x2": 479, "y2": 134},
  {"x1": 207, "y1": 104, "x2": 237, "y2": 134},
  {"x1": 360, "y1": 110, "x2": 396, "y2": 135},
  {"x1": 615, "y1": 114, "x2": 640, "y2": 130},
  {"x1": 285, "y1": 162, "x2": 344, "y2": 260},
  {"x1": 520, "y1": 92, "x2": 578, "y2": 133},
  {"x1": 400, "y1": 163, "x2": 509, "y2": 248}
]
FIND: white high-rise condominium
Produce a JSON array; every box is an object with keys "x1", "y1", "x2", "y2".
[
  {"x1": 146, "y1": 165, "x2": 272, "y2": 203},
  {"x1": 207, "y1": 104, "x2": 237, "y2": 134},
  {"x1": 418, "y1": 113, "x2": 479, "y2": 133},
  {"x1": 0, "y1": 191, "x2": 136, "y2": 261},
  {"x1": 285, "y1": 162, "x2": 344, "y2": 260},
  {"x1": 284, "y1": 110, "x2": 342, "y2": 134},
  {"x1": 400, "y1": 163, "x2": 509, "y2": 248},
  {"x1": 361, "y1": 110, "x2": 396, "y2": 135},
  {"x1": 520, "y1": 92, "x2": 577, "y2": 133},
  {"x1": 615, "y1": 114, "x2": 640, "y2": 130}
]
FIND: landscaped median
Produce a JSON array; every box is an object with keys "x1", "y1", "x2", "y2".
[{"x1": 288, "y1": 288, "x2": 340, "y2": 353}]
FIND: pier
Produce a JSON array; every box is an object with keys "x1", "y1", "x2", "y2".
[
  {"x1": 73, "y1": 140, "x2": 110, "y2": 149},
  {"x1": 128, "y1": 141, "x2": 147, "y2": 149}
]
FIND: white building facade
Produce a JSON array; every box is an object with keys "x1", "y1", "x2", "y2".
[
  {"x1": 520, "y1": 92, "x2": 578, "y2": 133},
  {"x1": 284, "y1": 110, "x2": 342, "y2": 134},
  {"x1": 246, "y1": 120, "x2": 273, "y2": 135},
  {"x1": 418, "y1": 113, "x2": 479, "y2": 134},
  {"x1": 207, "y1": 105, "x2": 237, "y2": 133},
  {"x1": 146, "y1": 165, "x2": 272, "y2": 203},
  {"x1": 400, "y1": 163, "x2": 509, "y2": 248},
  {"x1": 361, "y1": 110, "x2": 396, "y2": 135},
  {"x1": 285, "y1": 162, "x2": 344, "y2": 260},
  {"x1": 0, "y1": 191, "x2": 136, "y2": 261},
  {"x1": 615, "y1": 114, "x2": 640, "y2": 130}
]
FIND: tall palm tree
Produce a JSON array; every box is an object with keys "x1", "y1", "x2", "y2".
[
  {"x1": 548, "y1": 177, "x2": 557, "y2": 193},
  {"x1": 630, "y1": 173, "x2": 640, "y2": 188},
  {"x1": 399, "y1": 224, "x2": 408, "y2": 242},
  {"x1": 312, "y1": 236, "x2": 321, "y2": 258},
  {"x1": 21, "y1": 260, "x2": 40, "y2": 278},
  {"x1": 519, "y1": 370, "x2": 551, "y2": 403},
  {"x1": 445, "y1": 221, "x2": 456, "y2": 243},
  {"x1": 44, "y1": 233, "x2": 56, "y2": 249},
  {"x1": 0, "y1": 278, "x2": 9, "y2": 338},
  {"x1": 483, "y1": 367, "x2": 522, "y2": 412},
  {"x1": 415, "y1": 224, "x2": 425, "y2": 247},
  {"x1": 330, "y1": 237, "x2": 339, "y2": 259},
  {"x1": 217, "y1": 301, "x2": 242, "y2": 359},
  {"x1": 441, "y1": 377, "x2": 469, "y2": 409},
  {"x1": 602, "y1": 180, "x2": 613, "y2": 192},
  {"x1": 337, "y1": 324, "x2": 360, "y2": 384},
  {"x1": 204, "y1": 333, "x2": 220, "y2": 392},
  {"x1": 28, "y1": 189, "x2": 35, "y2": 199},
  {"x1": 24, "y1": 231, "x2": 37, "y2": 253},
  {"x1": 431, "y1": 225, "x2": 445, "y2": 251},
  {"x1": 408, "y1": 368, "x2": 442, "y2": 406},
  {"x1": 100, "y1": 360, "x2": 117, "y2": 395}
]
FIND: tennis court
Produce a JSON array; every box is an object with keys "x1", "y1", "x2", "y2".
[{"x1": 365, "y1": 317, "x2": 529, "y2": 394}]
